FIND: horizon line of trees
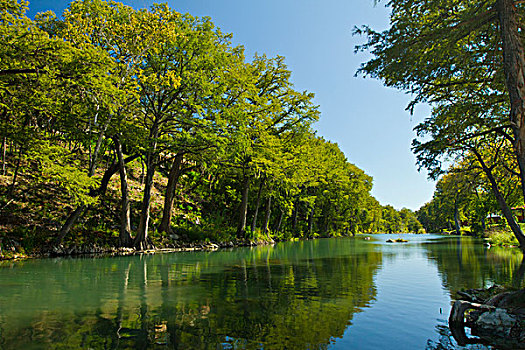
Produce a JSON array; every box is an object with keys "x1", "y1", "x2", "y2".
[{"x1": 0, "y1": 0, "x2": 422, "y2": 252}]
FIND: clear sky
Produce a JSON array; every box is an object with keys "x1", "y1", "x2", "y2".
[{"x1": 28, "y1": 0, "x2": 436, "y2": 211}]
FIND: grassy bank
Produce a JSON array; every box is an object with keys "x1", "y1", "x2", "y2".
[{"x1": 482, "y1": 227, "x2": 520, "y2": 247}]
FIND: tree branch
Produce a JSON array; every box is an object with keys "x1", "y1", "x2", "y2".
[{"x1": 0, "y1": 69, "x2": 39, "y2": 76}]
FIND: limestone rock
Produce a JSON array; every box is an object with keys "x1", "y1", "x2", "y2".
[{"x1": 474, "y1": 308, "x2": 517, "y2": 337}]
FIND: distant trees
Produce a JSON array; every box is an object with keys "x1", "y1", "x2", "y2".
[{"x1": 416, "y1": 152, "x2": 523, "y2": 235}]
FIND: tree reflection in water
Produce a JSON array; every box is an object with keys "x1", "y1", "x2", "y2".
[
  {"x1": 1, "y1": 236, "x2": 521, "y2": 349},
  {"x1": 0, "y1": 239, "x2": 382, "y2": 349},
  {"x1": 423, "y1": 236, "x2": 524, "y2": 293},
  {"x1": 423, "y1": 236, "x2": 524, "y2": 350}
]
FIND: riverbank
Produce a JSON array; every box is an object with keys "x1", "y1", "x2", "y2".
[
  {"x1": 450, "y1": 285, "x2": 525, "y2": 348},
  {"x1": 0, "y1": 237, "x2": 278, "y2": 261},
  {"x1": 483, "y1": 227, "x2": 522, "y2": 248},
  {"x1": 0, "y1": 150, "x2": 423, "y2": 263},
  {"x1": 440, "y1": 226, "x2": 523, "y2": 250},
  {"x1": 0, "y1": 232, "x2": 406, "y2": 261}
]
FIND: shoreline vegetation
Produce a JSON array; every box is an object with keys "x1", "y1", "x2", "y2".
[
  {"x1": 2, "y1": 1, "x2": 524, "y2": 261},
  {"x1": 0, "y1": 230, "x2": 423, "y2": 261},
  {"x1": 0, "y1": 0, "x2": 424, "y2": 261}
]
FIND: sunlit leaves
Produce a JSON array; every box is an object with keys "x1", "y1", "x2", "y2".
[{"x1": 356, "y1": 0, "x2": 509, "y2": 176}]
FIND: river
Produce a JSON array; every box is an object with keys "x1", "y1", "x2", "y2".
[{"x1": 0, "y1": 234, "x2": 523, "y2": 349}]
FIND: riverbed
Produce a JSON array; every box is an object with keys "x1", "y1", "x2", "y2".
[{"x1": 0, "y1": 234, "x2": 522, "y2": 349}]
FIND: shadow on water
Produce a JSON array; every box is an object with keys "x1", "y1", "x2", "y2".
[{"x1": 0, "y1": 239, "x2": 382, "y2": 349}]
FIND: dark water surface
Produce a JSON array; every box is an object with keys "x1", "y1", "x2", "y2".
[{"x1": 0, "y1": 234, "x2": 523, "y2": 349}]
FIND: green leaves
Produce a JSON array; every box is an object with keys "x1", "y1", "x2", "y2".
[
  {"x1": 356, "y1": 0, "x2": 508, "y2": 173},
  {"x1": 1, "y1": 0, "x2": 401, "y2": 242},
  {"x1": 357, "y1": 0, "x2": 525, "y2": 239},
  {"x1": 25, "y1": 139, "x2": 99, "y2": 206}
]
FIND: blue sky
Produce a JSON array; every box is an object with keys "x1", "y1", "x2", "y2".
[{"x1": 28, "y1": 0, "x2": 435, "y2": 211}]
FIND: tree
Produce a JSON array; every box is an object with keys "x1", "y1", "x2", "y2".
[
  {"x1": 52, "y1": 0, "x2": 150, "y2": 245},
  {"x1": 0, "y1": 0, "x2": 118, "y2": 242},
  {"x1": 156, "y1": 16, "x2": 247, "y2": 236},
  {"x1": 215, "y1": 55, "x2": 319, "y2": 238},
  {"x1": 435, "y1": 171, "x2": 474, "y2": 235},
  {"x1": 356, "y1": 0, "x2": 525, "y2": 248},
  {"x1": 418, "y1": 143, "x2": 523, "y2": 235},
  {"x1": 2, "y1": 0, "x2": 412, "y2": 251},
  {"x1": 133, "y1": 8, "x2": 250, "y2": 249}
]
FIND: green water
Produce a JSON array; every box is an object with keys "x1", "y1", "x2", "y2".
[{"x1": 0, "y1": 234, "x2": 522, "y2": 349}]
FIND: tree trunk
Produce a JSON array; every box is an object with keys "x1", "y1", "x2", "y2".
[
  {"x1": 140, "y1": 159, "x2": 145, "y2": 185},
  {"x1": 473, "y1": 149, "x2": 525, "y2": 249},
  {"x1": 274, "y1": 209, "x2": 284, "y2": 234},
  {"x1": 291, "y1": 198, "x2": 299, "y2": 232},
  {"x1": 453, "y1": 199, "x2": 461, "y2": 236},
  {"x1": 57, "y1": 115, "x2": 112, "y2": 240},
  {"x1": 88, "y1": 116, "x2": 111, "y2": 177},
  {"x1": 1, "y1": 107, "x2": 6, "y2": 176},
  {"x1": 57, "y1": 206, "x2": 86, "y2": 243},
  {"x1": 308, "y1": 204, "x2": 315, "y2": 237},
  {"x1": 263, "y1": 195, "x2": 272, "y2": 235},
  {"x1": 497, "y1": 0, "x2": 525, "y2": 248},
  {"x1": 251, "y1": 176, "x2": 265, "y2": 234},
  {"x1": 56, "y1": 154, "x2": 139, "y2": 244},
  {"x1": 98, "y1": 154, "x2": 139, "y2": 196},
  {"x1": 322, "y1": 204, "x2": 330, "y2": 234},
  {"x1": 449, "y1": 300, "x2": 495, "y2": 346},
  {"x1": 8, "y1": 147, "x2": 22, "y2": 196},
  {"x1": 1, "y1": 136, "x2": 5, "y2": 176},
  {"x1": 159, "y1": 153, "x2": 184, "y2": 234},
  {"x1": 237, "y1": 175, "x2": 250, "y2": 238},
  {"x1": 114, "y1": 136, "x2": 133, "y2": 247},
  {"x1": 135, "y1": 148, "x2": 157, "y2": 250}
]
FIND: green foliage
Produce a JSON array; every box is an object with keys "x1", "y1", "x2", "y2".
[
  {"x1": 484, "y1": 228, "x2": 520, "y2": 247},
  {"x1": 25, "y1": 140, "x2": 99, "y2": 206},
  {"x1": 417, "y1": 151, "x2": 523, "y2": 235},
  {"x1": 358, "y1": 0, "x2": 525, "y2": 246},
  {"x1": 0, "y1": 0, "x2": 422, "y2": 253}
]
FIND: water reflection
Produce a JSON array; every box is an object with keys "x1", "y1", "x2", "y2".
[
  {"x1": 422, "y1": 236, "x2": 524, "y2": 293},
  {"x1": 0, "y1": 239, "x2": 382, "y2": 349},
  {"x1": 425, "y1": 323, "x2": 490, "y2": 350},
  {"x1": 422, "y1": 236, "x2": 524, "y2": 350},
  {"x1": 0, "y1": 236, "x2": 522, "y2": 349}
]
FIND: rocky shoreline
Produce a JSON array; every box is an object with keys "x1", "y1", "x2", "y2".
[
  {"x1": 449, "y1": 285, "x2": 525, "y2": 349},
  {"x1": 0, "y1": 239, "x2": 276, "y2": 261}
]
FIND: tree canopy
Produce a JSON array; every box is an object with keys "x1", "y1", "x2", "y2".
[
  {"x1": 0, "y1": 0, "x2": 422, "y2": 256},
  {"x1": 357, "y1": 0, "x2": 525, "y2": 249}
]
